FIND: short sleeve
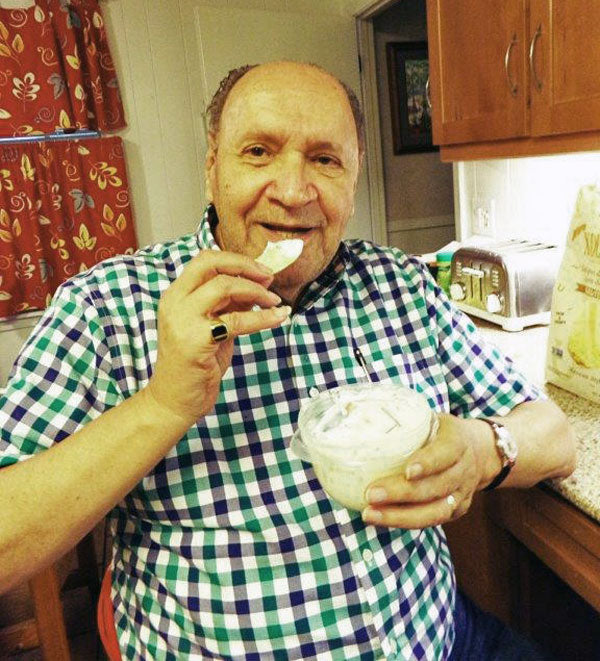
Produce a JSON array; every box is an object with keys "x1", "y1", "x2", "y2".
[
  {"x1": 0, "y1": 283, "x2": 122, "y2": 469},
  {"x1": 421, "y1": 264, "x2": 544, "y2": 418}
]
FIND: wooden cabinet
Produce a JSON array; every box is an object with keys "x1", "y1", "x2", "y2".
[
  {"x1": 444, "y1": 486, "x2": 600, "y2": 659},
  {"x1": 529, "y1": 0, "x2": 600, "y2": 137},
  {"x1": 426, "y1": 0, "x2": 600, "y2": 160},
  {"x1": 426, "y1": 0, "x2": 528, "y2": 145}
]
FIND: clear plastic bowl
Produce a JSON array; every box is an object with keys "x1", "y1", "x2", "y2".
[{"x1": 290, "y1": 382, "x2": 438, "y2": 511}]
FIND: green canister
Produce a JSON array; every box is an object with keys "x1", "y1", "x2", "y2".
[{"x1": 436, "y1": 250, "x2": 454, "y2": 295}]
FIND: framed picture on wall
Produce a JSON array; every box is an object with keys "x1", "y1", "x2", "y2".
[{"x1": 386, "y1": 41, "x2": 437, "y2": 155}]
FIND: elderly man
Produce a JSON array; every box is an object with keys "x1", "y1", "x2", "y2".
[{"x1": 0, "y1": 61, "x2": 574, "y2": 660}]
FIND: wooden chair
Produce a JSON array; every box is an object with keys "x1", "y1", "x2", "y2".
[{"x1": 0, "y1": 532, "x2": 100, "y2": 660}]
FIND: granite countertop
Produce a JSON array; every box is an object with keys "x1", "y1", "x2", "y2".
[{"x1": 474, "y1": 319, "x2": 600, "y2": 524}]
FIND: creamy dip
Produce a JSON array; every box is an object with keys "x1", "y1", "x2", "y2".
[{"x1": 291, "y1": 383, "x2": 436, "y2": 511}]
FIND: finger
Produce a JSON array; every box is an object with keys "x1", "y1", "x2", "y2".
[
  {"x1": 365, "y1": 460, "x2": 464, "y2": 506},
  {"x1": 362, "y1": 493, "x2": 460, "y2": 529},
  {"x1": 191, "y1": 274, "x2": 282, "y2": 316},
  {"x1": 403, "y1": 434, "x2": 466, "y2": 482},
  {"x1": 175, "y1": 251, "x2": 274, "y2": 297},
  {"x1": 208, "y1": 305, "x2": 291, "y2": 342}
]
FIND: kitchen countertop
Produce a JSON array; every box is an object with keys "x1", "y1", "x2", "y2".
[{"x1": 473, "y1": 319, "x2": 600, "y2": 524}]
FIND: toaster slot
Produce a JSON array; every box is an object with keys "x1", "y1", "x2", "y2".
[
  {"x1": 472, "y1": 263, "x2": 481, "y2": 304},
  {"x1": 463, "y1": 261, "x2": 484, "y2": 305}
]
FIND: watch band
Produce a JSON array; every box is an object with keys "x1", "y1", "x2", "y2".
[
  {"x1": 483, "y1": 463, "x2": 512, "y2": 491},
  {"x1": 481, "y1": 418, "x2": 517, "y2": 491}
]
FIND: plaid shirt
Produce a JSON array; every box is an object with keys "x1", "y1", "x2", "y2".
[{"x1": 0, "y1": 207, "x2": 541, "y2": 660}]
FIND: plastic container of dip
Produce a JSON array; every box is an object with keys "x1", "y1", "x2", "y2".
[{"x1": 290, "y1": 382, "x2": 438, "y2": 511}]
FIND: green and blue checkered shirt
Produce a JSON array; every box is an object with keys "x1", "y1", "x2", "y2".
[{"x1": 0, "y1": 207, "x2": 541, "y2": 659}]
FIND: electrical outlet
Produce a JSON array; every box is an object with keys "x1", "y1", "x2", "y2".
[{"x1": 471, "y1": 198, "x2": 496, "y2": 237}]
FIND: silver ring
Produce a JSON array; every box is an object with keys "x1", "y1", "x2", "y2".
[
  {"x1": 446, "y1": 494, "x2": 457, "y2": 509},
  {"x1": 210, "y1": 319, "x2": 230, "y2": 343}
]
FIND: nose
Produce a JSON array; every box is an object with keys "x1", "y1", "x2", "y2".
[{"x1": 265, "y1": 153, "x2": 317, "y2": 208}]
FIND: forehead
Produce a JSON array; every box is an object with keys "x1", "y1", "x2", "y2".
[{"x1": 218, "y1": 65, "x2": 357, "y2": 150}]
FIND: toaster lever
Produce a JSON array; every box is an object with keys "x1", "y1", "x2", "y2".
[{"x1": 461, "y1": 266, "x2": 485, "y2": 278}]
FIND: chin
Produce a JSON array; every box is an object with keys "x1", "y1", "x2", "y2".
[{"x1": 273, "y1": 270, "x2": 304, "y2": 290}]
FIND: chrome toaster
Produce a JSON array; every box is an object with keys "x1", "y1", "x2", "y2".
[{"x1": 449, "y1": 240, "x2": 563, "y2": 332}]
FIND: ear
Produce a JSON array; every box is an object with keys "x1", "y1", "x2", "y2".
[{"x1": 204, "y1": 132, "x2": 218, "y2": 202}]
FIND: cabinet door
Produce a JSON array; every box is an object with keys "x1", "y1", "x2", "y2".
[
  {"x1": 426, "y1": 0, "x2": 528, "y2": 145},
  {"x1": 530, "y1": 0, "x2": 600, "y2": 136}
]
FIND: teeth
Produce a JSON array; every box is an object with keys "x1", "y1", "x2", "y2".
[{"x1": 265, "y1": 226, "x2": 310, "y2": 237}]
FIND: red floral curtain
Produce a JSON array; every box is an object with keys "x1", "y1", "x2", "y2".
[
  {"x1": 0, "y1": 135, "x2": 136, "y2": 317},
  {"x1": 0, "y1": 0, "x2": 125, "y2": 136}
]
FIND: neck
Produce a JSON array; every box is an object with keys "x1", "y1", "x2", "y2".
[{"x1": 270, "y1": 279, "x2": 305, "y2": 309}]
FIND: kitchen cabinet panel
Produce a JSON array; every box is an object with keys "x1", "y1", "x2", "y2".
[
  {"x1": 427, "y1": 0, "x2": 528, "y2": 144},
  {"x1": 444, "y1": 487, "x2": 600, "y2": 660},
  {"x1": 427, "y1": 0, "x2": 600, "y2": 159},
  {"x1": 530, "y1": 0, "x2": 600, "y2": 137}
]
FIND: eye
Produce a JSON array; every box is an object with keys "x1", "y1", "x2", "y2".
[
  {"x1": 313, "y1": 154, "x2": 341, "y2": 168},
  {"x1": 243, "y1": 144, "x2": 270, "y2": 159}
]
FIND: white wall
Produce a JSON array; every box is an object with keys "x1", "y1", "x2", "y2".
[
  {"x1": 457, "y1": 151, "x2": 600, "y2": 245},
  {"x1": 0, "y1": 313, "x2": 41, "y2": 388}
]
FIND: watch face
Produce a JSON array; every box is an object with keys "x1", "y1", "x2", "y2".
[{"x1": 497, "y1": 425, "x2": 518, "y2": 463}]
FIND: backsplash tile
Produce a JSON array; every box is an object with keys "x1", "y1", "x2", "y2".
[{"x1": 460, "y1": 151, "x2": 600, "y2": 245}]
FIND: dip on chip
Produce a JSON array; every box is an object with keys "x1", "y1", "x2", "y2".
[{"x1": 255, "y1": 239, "x2": 304, "y2": 273}]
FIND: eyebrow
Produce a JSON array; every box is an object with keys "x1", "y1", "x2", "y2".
[
  {"x1": 237, "y1": 131, "x2": 344, "y2": 154},
  {"x1": 308, "y1": 140, "x2": 344, "y2": 154}
]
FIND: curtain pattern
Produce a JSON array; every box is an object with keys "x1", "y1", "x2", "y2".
[
  {"x1": 0, "y1": 135, "x2": 136, "y2": 317},
  {"x1": 0, "y1": 0, "x2": 125, "y2": 136}
]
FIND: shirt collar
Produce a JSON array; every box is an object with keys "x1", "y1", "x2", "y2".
[
  {"x1": 292, "y1": 243, "x2": 349, "y2": 313},
  {"x1": 196, "y1": 204, "x2": 221, "y2": 252},
  {"x1": 195, "y1": 205, "x2": 349, "y2": 312}
]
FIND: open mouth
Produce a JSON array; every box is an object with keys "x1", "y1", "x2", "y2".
[{"x1": 261, "y1": 223, "x2": 314, "y2": 236}]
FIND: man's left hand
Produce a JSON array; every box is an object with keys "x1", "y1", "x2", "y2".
[{"x1": 361, "y1": 414, "x2": 488, "y2": 529}]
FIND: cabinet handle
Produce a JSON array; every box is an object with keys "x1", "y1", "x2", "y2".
[
  {"x1": 504, "y1": 33, "x2": 518, "y2": 97},
  {"x1": 425, "y1": 76, "x2": 431, "y2": 109},
  {"x1": 529, "y1": 24, "x2": 543, "y2": 91}
]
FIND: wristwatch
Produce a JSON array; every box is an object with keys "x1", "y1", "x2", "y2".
[{"x1": 481, "y1": 418, "x2": 518, "y2": 491}]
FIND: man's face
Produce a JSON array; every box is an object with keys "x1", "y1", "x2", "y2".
[{"x1": 205, "y1": 63, "x2": 361, "y2": 303}]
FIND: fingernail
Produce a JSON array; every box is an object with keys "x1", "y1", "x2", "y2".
[
  {"x1": 362, "y1": 507, "x2": 383, "y2": 523},
  {"x1": 366, "y1": 487, "x2": 387, "y2": 503},
  {"x1": 275, "y1": 305, "x2": 291, "y2": 318},
  {"x1": 256, "y1": 263, "x2": 274, "y2": 274},
  {"x1": 268, "y1": 292, "x2": 282, "y2": 303},
  {"x1": 406, "y1": 463, "x2": 423, "y2": 480}
]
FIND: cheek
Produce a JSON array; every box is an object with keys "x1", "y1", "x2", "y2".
[
  {"x1": 220, "y1": 170, "x2": 269, "y2": 215},
  {"x1": 320, "y1": 185, "x2": 354, "y2": 231}
]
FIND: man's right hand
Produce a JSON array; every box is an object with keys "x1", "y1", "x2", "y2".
[
  {"x1": 145, "y1": 250, "x2": 290, "y2": 427},
  {"x1": 0, "y1": 250, "x2": 291, "y2": 594}
]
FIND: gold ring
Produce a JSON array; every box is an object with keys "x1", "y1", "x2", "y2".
[{"x1": 210, "y1": 319, "x2": 230, "y2": 343}]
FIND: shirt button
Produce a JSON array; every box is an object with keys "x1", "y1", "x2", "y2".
[{"x1": 362, "y1": 548, "x2": 374, "y2": 565}]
